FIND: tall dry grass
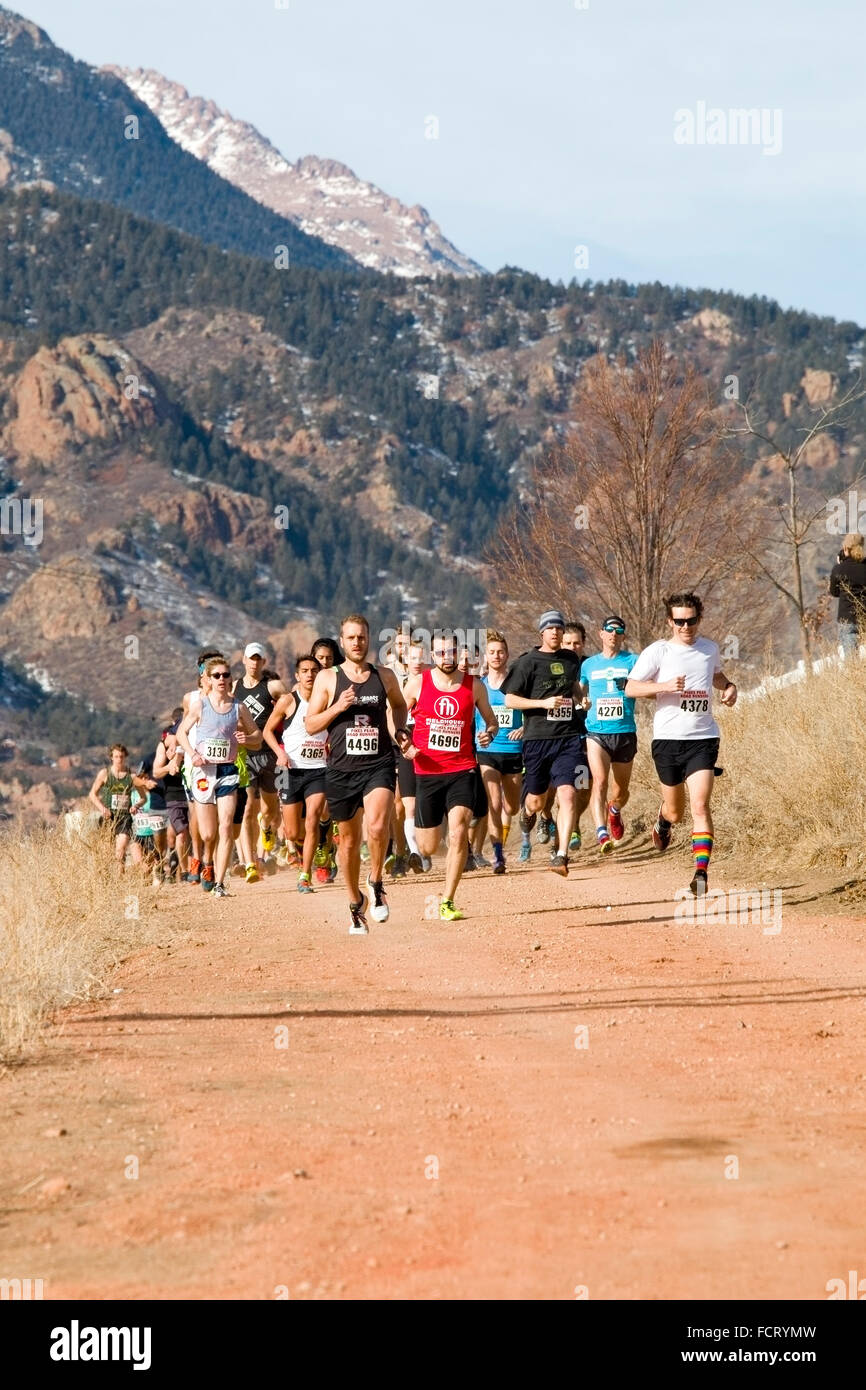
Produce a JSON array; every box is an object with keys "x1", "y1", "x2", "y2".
[
  {"x1": 623, "y1": 653, "x2": 866, "y2": 871},
  {"x1": 0, "y1": 820, "x2": 160, "y2": 1064}
]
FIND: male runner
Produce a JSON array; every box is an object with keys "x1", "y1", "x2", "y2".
[
  {"x1": 581, "y1": 616, "x2": 639, "y2": 852},
  {"x1": 89, "y1": 744, "x2": 149, "y2": 867},
  {"x1": 305, "y1": 615, "x2": 410, "y2": 933},
  {"x1": 474, "y1": 631, "x2": 523, "y2": 875},
  {"x1": 233, "y1": 643, "x2": 286, "y2": 878},
  {"x1": 181, "y1": 649, "x2": 225, "y2": 883},
  {"x1": 384, "y1": 626, "x2": 413, "y2": 876},
  {"x1": 310, "y1": 636, "x2": 342, "y2": 879},
  {"x1": 264, "y1": 653, "x2": 328, "y2": 893},
  {"x1": 402, "y1": 631, "x2": 498, "y2": 919},
  {"x1": 625, "y1": 592, "x2": 737, "y2": 895},
  {"x1": 503, "y1": 611, "x2": 585, "y2": 876},
  {"x1": 560, "y1": 620, "x2": 591, "y2": 854}
]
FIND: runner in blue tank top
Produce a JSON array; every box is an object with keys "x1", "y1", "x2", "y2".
[
  {"x1": 579, "y1": 615, "x2": 639, "y2": 852},
  {"x1": 473, "y1": 631, "x2": 523, "y2": 874}
]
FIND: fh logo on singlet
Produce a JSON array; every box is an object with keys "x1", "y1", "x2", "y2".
[{"x1": 433, "y1": 695, "x2": 460, "y2": 719}]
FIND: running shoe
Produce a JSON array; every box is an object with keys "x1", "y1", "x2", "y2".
[
  {"x1": 597, "y1": 829, "x2": 613, "y2": 855},
  {"x1": 313, "y1": 845, "x2": 329, "y2": 870},
  {"x1": 492, "y1": 846, "x2": 506, "y2": 875},
  {"x1": 536, "y1": 815, "x2": 554, "y2": 845},
  {"x1": 297, "y1": 872, "x2": 313, "y2": 894},
  {"x1": 473, "y1": 852, "x2": 492, "y2": 869},
  {"x1": 569, "y1": 830, "x2": 582, "y2": 852},
  {"x1": 245, "y1": 862, "x2": 260, "y2": 883},
  {"x1": 463, "y1": 848, "x2": 478, "y2": 872},
  {"x1": 391, "y1": 854, "x2": 408, "y2": 878},
  {"x1": 328, "y1": 855, "x2": 338, "y2": 882},
  {"x1": 518, "y1": 842, "x2": 532, "y2": 864},
  {"x1": 608, "y1": 806, "x2": 624, "y2": 841},
  {"x1": 186, "y1": 857, "x2": 201, "y2": 884},
  {"x1": 384, "y1": 848, "x2": 396, "y2": 874},
  {"x1": 366, "y1": 878, "x2": 390, "y2": 923},
  {"x1": 407, "y1": 851, "x2": 423, "y2": 875},
  {"x1": 213, "y1": 882, "x2": 229, "y2": 898},
  {"x1": 420, "y1": 854, "x2": 432, "y2": 873},
  {"x1": 689, "y1": 870, "x2": 708, "y2": 898},
  {"x1": 359, "y1": 841, "x2": 370, "y2": 863},
  {"x1": 258, "y1": 814, "x2": 276, "y2": 854},
  {"x1": 275, "y1": 844, "x2": 289, "y2": 866},
  {"x1": 287, "y1": 848, "x2": 302, "y2": 869},
  {"x1": 519, "y1": 807, "x2": 537, "y2": 835},
  {"x1": 349, "y1": 895, "x2": 369, "y2": 935},
  {"x1": 314, "y1": 864, "x2": 331, "y2": 885},
  {"x1": 652, "y1": 807, "x2": 672, "y2": 852},
  {"x1": 549, "y1": 854, "x2": 569, "y2": 877},
  {"x1": 201, "y1": 863, "x2": 215, "y2": 892},
  {"x1": 439, "y1": 899, "x2": 465, "y2": 921},
  {"x1": 168, "y1": 849, "x2": 179, "y2": 876}
]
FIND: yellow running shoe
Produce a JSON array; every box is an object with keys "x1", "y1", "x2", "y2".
[
  {"x1": 258, "y1": 812, "x2": 276, "y2": 854},
  {"x1": 439, "y1": 898, "x2": 465, "y2": 921},
  {"x1": 245, "y1": 862, "x2": 260, "y2": 883}
]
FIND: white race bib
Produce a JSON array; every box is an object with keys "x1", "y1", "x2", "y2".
[
  {"x1": 203, "y1": 737, "x2": 231, "y2": 762},
  {"x1": 133, "y1": 812, "x2": 168, "y2": 834},
  {"x1": 346, "y1": 726, "x2": 379, "y2": 756},
  {"x1": 300, "y1": 741, "x2": 326, "y2": 763},
  {"x1": 679, "y1": 695, "x2": 709, "y2": 714},
  {"x1": 546, "y1": 698, "x2": 573, "y2": 722},
  {"x1": 495, "y1": 708, "x2": 513, "y2": 728},
  {"x1": 110, "y1": 792, "x2": 130, "y2": 811},
  {"x1": 428, "y1": 720, "x2": 463, "y2": 752},
  {"x1": 596, "y1": 698, "x2": 623, "y2": 721}
]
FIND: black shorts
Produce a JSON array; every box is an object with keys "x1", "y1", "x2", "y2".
[
  {"x1": 166, "y1": 799, "x2": 189, "y2": 834},
  {"x1": 477, "y1": 751, "x2": 524, "y2": 777},
  {"x1": 415, "y1": 769, "x2": 479, "y2": 829},
  {"x1": 109, "y1": 812, "x2": 133, "y2": 838},
  {"x1": 245, "y1": 746, "x2": 278, "y2": 795},
  {"x1": 233, "y1": 786, "x2": 248, "y2": 825},
  {"x1": 279, "y1": 768, "x2": 327, "y2": 806},
  {"x1": 522, "y1": 735, "x2": 586, "y2": 797},
  {"x1": 651, "y1": 737, "x2": 720, "y2": 786},
  {"x1": 396, "y1": 749, "x2": 417, "y2": 798},
  {"x1": 587, "y1": 732, "x2": 638, "y2": 764},
  {"x1": 325, "y1": 761, "x2": 396, "y2": 823}
]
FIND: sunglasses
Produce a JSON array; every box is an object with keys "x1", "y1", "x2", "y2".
[
  {"x1": 603, "y1": 625, "x2": 625, "y2": 634},
  {"x1": 672, "y1": 617, "x2": 699, "y2": 627},
  {"x1": 211, "y1": 671, "x2": 232, "y2": 679}
]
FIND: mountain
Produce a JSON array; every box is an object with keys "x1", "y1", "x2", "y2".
[
  {"x1": 102, "y1": 66, "x2": 484, "y2": 280},
  {"x1": 0, "y1": 5, "x2": 350, "y2": 268}
]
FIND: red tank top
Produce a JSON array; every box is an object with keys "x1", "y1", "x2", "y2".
[{"x1": 412, "y1": 670, "x2": 477, "y2": 775}]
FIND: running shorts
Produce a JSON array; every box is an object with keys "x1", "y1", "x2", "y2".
[
  {"x1": 415, "y1": 769, "x2": 479, "y2": 829},
  {"x1": 279, "y1": 768, "x2": 327, "y2": 806},
  {"x1": 396, "y1": 749, "x2": 417, "y2": 798},
  {"x1": 233, "y1": 786, "x2": 247, "y2": 826},
  {"x1": 166, "y1": 798, "x2": 189, "y2": 834},
  {"x1": 477, "y1": 750, "x2": 524, "y2": 777},
  {"x1": 244, "y1": 746, "x2": 278, "y2": 796},
  {"x1": 108, "y1": 812, "x2": 133, "y2": 839},
  {"x1": 586, "y1": 732, "x2": 638, "y2": 764},
  {"x1": 651, "y1": 737, "x2": 720, "y2": 786},
  {"x1": 190, "y1": 762, "x2": 240, "y2": 804},
  {"x1": 522, "y1": 735, "x2": 586, "y2": 796},
  {"x1": 325, "y1": 761, "x2": 396, "y2": 823}
]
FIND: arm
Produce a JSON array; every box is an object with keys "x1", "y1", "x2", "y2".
[
  {"x1": 153, "y1": 740, "x2": 179, "y2": 781},
  {"x1": 624, "y1": 674, "x2": 683, "y2": 698},
  {"x1": 175, "y1": 709, "x2": 200, "y2": 764},
  {"x1": 398, "y1": 673, "x2": 422, "y2": 759},
  {"x1": 380, "y1": 666, "x2": 410, "y2": 749},
  {"x1": 268, "y1": 677, "x2": 288, "y2": 700},
  {"x1": 264, "y1": 693, "x2": 296, "y2": 763},
  {"x1": 88, "y1": 768, "x2": 109, "y2": 816},
  {"x1": 236, "y1": 703, "x2": 262, "y2": 750},
  {"x1": 304, "y1": 668, "x2": 346, "y2": 735},
  {"x1": 504, "y1": 691, "x2": 566, "y2": 711},
  {"x1": 713, "y1": 670, "x2": 738, "y2": 706},
  {"x1": 473, "y1": 679, "x2": 499, "y2": 747}
]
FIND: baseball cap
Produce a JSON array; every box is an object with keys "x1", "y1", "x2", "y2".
[
  {"x1": 244, "y1": 642, "x2": 267, "y2": 658},
  {"x1": 602, "y1": 615, "x2": 626, "y2": 631},
  {"x1": 538, "y1": 609, "x2": 565, "y2": 631}
]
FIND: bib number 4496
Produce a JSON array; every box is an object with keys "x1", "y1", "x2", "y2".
[{"x1": 346, "y1": 728, "x2": 379, "y2": 755}]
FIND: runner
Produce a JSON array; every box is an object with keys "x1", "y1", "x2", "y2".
[
  {"x1": 232, "y1": 643, "x2": 286, "y2": 879},
  {"x1": 153, "y1": 712, "x2": 188, "y2": 880},
  {"x1": 305, "y1": 614, "x2": 410, "y2": 933},
  {"x1": 181, "y1": 649, "x2": 225, "y2": 884},
  {"x1": 401, "y1": 631, "x2": 498, "y2": 919},
  {"x1": 176, "y1": 656, "x2": 263, "y2": 896},
  {"x1": 312, "y1": 637, "x2": 342, "y2": 670},
  {"x1": 130, "y1": 756, "x2": 169, "y2": 883},
  {"x1": 88, "y1": 744, "x2": 148, "y2": 867},
  {"x1": 581, "y1": 616, "x2": 639, "y2": 853},
  {"x1": 625, "y1": 592, "x2": 737, "y2": 895},
  {"x1": 310, "y1": 637, "x2": 342, "y2": 880},
  {"x1": 384, "y1": 626, "x2": 413, "y2": 876},
  {"x1": 560, "y1": 620, "x2": 591, "y2": 855},
  {"x1": 502, "y1": 610, "x2": 585, "y2": 876},
  {"x1": 263, "y1": 653, "x2": 328, "y2": 893},
  {"x1": 474, "y1": 630, "x2": 523, "y2": 875}
]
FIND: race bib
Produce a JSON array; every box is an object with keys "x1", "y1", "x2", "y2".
[
  {"x1": 203, "y1": 737, "x2": 230, "y2": 762},
  {"x1": 680, "y1": 695, "x2": 709, "y2": 714},
  {"x1": 300, "y1": 741, "x2": 326, "y2": 763},
  {"x1": 346, "y1": 726, "x2": 379, "y2": 756},
  {"x1": 546, "y1": 698, "x2": 573, "y2": 722},
  {"x1": 596, "y1": 698, "x2": 623, "y2": 721},
  {"x1": 110, "y1": 792, "x2": 130, "y2": 811},
  {"x1": 495, "y1": 708, "x2": 513, "y2": 728},
  {"x1": 428, "y1": 720, "x2": 463, "y2": 752},
  {"x1": 132, "y1": 812, "x2": 168, "y2": 834}
]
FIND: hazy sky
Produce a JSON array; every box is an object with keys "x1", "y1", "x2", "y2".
[{"x1": 15, "y1": 0, "x2": 866, "y2": 323}]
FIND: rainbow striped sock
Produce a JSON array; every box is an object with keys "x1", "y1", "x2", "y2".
[{"x1": 692, "y1": 833, "x2": 713, "y2": 873}]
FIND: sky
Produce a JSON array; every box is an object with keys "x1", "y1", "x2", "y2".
[{"x1": 14, "y1": 0, "x2": 866, "y2": 323}]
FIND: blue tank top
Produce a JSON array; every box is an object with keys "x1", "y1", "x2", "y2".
[
  {"x1": 580, "y1": 651, "x2": 638, "y2": 734},
  {"x1": 475, "y1": 675, "x2": 523, "y2": 753}
]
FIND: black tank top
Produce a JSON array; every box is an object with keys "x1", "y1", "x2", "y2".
[
  {"x1": 237, "y1": 677, "x2": 274, "y2": 730},
  {"x1": 327, "y1": 665, "x2": 393, "y2": 773}
]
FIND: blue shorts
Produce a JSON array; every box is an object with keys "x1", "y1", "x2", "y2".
[{"x1": 522, "y1": 736, "x2": 586, "y2": 796}]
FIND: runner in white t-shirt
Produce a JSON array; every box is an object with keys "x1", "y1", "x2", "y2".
[{"x1": 625, "y1": 592, "x2": 737, "y2": 896}]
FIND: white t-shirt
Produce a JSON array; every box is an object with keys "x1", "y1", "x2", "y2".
[{"x1": 629, "y1": 636, "x2": 722, "y2": 739}]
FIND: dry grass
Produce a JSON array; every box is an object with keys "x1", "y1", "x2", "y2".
[
  {"x1": 0, "y1": 820, "x2": 160, "y2": 1064},
  {"x1": 623, "y1": 652, "x2": 866, "y2": 872}
]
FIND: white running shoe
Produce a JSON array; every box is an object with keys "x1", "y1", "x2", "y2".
[
  {"x1": 349, "y1": 895, "x2": 369, "y2": 934},
  {"x1": 366, "y1": 876, "x2": 390, "y2": 923}
]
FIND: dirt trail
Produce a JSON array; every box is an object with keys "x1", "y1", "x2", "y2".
[{"x1": 2, "y1": 841, "x2": 865, "y2": 1301}]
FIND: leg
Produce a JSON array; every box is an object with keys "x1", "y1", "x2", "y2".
[
  {"x1": 444, "y1": 803, "x2": 472, "y2": 902},
  {"x1": 338, "y1": 809, "x2": 364, "y2": 903},
  {"x1": 661, "y1": 782, "x2": 687, "y2": 825},
  {"x1": 553, "y1": 783, "x2": 576, "y2": 857},
  {"x1": 481, "y1": 766, "x2": 504, "y2": 843},
  {"x1": 363, "y1": 787, "x2": 394, "y2": 884},
  {"x1": 197, "y1": 801, "x2": 218, "y2": 865},
  {"x1": 215, "y1": 794, "x2": 236, "y2": 884},
  {"x1": 609, "y1": 760, "x2": 634, "y2": 811},
  {"x1": 587, "y1": 739, "x2": 612, "y2": 829},
  {"x1": 302, "y1": 792, "x2": 326, "y2": 879}
]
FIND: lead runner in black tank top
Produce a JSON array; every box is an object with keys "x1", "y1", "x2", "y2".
[{"x1": 327, "y1": 665, "x2": 394, "y2": 772}]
